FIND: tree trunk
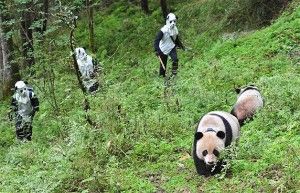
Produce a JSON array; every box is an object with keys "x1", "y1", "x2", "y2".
[
  {"x1": 0, "y1": 31, "x2": 3, "y2": 99},
  {"x1": 141, "y1": 0, "x2": 149, "y2": 14},
  {"x1": 69, "y1": 18, "x2": 97, "y2": 128},
  {"x1": 0, "y1": 7, "x2": 20, "y2": 99},
  {"x1": 42, "y1": 0, "x2": 49, "y2": 34},
  {"x1": 33, "y1": 0, "x2": 49, "y2": 35},
  {"x1": 86, "y1": 0, "x2": 95, "y2": 52},
  {"x1": 160, "y1": 0, "x2": 168, "y2": 19},
  {"x1": 20, "y1": 1, "x2": 35, "y2": 67}
]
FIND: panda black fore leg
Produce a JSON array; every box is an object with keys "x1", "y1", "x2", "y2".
[
  {"x1": 211, "y1": 160, "x2": 225, "y2": 175},
  {"x1": 194, "y1": 158, "x2": 211, "y2": 177}
]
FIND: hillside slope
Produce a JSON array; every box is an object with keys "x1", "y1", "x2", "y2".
[{"x1": 0, "y1": 1, "x2": 300, "y2": 192}]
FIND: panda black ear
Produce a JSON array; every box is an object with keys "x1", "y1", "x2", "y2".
[
  {"x1": 82, "y1": 47, "x2": 86, "y2": 51},
  {"x1": 217, "y1": 131, "x2": 225, "y2": 139},
  {"x1": 176, "y1": 16, "x2": 179, "y2": 20},
  {"x1": 195, "y1": 132, "x2": 203, "y2": 141},
  {"x1": 235, "y1": 88, "x2": 241, "y2": 94}
]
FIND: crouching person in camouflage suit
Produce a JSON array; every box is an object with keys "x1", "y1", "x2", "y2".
[
  {"x1": 11, "y1": 81, "x2": 39, "y2": 141},
  {"x1": 75, "y1": 47, "x2": 100, "y2": 93}
]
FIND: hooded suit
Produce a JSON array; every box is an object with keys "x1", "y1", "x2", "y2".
[
  {"x1": 154, "y1": 13, "x2": 184, "y2": 77},
  {"x1": 11, "y1": 81, "x2": 39, "y2": 141},
  {"x1": 75, "y1": 47, "x2": 99, "y2": 93}
]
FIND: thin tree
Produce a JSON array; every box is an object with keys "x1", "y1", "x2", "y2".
[
  {"x1": 20, "y1": 1, "x2": 35, "y2": 67},
  {"x1": 160, "y1": 0, "x2": 168, "y2": 19},
  {"x1": 69, "y1": 17, "x2": 96, "y2": 127},
  {"x1": 34, "y1": 0, "x2": 50, "y2": 34},
  {"x1": 0, "y1": 4, "x2": 20, "y2": 99},
  {"x1": 141, "y1": 0, "x2": 149, "y2": 14},
  {"x1": 86, "y1": 0, "x2": 95, "y2": 52},
  {"x1": 0, "y1": 25, "x2": 6, "y2": 99},
  {"x1": 41, "y1": 0, "x2": 49, "y2": 34}
]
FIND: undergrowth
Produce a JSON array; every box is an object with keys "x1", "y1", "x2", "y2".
[{"x1": 0, "y1": 0, "x2": 300, "y2": 192}]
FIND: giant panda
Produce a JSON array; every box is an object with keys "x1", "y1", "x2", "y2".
[
  {"x1": 231, "y1": 85, "x2": 263, "y2": 125},
  {"x1": 193, "y1": 111, "x2": 240, "y2": 176}
]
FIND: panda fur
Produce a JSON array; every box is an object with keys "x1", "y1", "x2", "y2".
[
  {"x1": 231, "y1": 85, "x2": 263, "y2": 125},
  {"x1": 193, "y1": 111, "x2": 240, "y2": 176}
]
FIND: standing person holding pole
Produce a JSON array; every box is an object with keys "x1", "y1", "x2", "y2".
[{"x1": 154, "y1": 13, "x2": 185, "y2": 77}]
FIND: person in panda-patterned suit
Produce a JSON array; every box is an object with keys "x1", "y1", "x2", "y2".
[
  {"x1": 154, "y1": 13, "x2": 185, "y2": 77},
  {"x1": 11, "y1": 81, "x2": 39, "y2": 141},
  {"x1": 75, "y1": 47, "x2": 99, "y2": 93}
]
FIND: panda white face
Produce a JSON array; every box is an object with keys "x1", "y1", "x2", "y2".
[
  {"x1": 17, "y1": 88, "x2": 27, "y2": 97},
  {"x1": 15, "y1": 81, "x2": 27, "y2": 97},
  {"x1": 166, "y1": 13, "x2": 177, "y2": 29},
  {"x1": 169, "y1": 19, "x2": 176, "y2": 29},
  {"x1": 195, "y1": 131, "x2": 225, "y2": 165},
  {"x1": 75, "y1": 47, "x2": 87, "y2": 61}
]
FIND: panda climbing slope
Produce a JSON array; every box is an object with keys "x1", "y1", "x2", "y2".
[
  {"x1": 231, "y1": 85, "x2": 264, "y2": 125},
  {"x1": 193, "y1": 111, "x2": 240, "y2": 176}
]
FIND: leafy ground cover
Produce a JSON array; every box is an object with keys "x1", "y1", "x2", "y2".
[{"x1": 0, "y1": 0, "x2": 299, "y2": 192}]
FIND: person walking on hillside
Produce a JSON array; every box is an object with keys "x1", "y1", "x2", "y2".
[
  {"x1": 154, "y1": 13, "x2": 185, "y2": 77},
  {"x1": 10, "y1": 81, "x2": 39, "y2": 141}
]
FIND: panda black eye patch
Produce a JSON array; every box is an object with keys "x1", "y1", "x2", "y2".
[
  {"x1": 213, "y1": 149, "x2": 220, "y2": 157},
  {"x1": 202, "y1": 150, "x2": 208, "y2": 156}
]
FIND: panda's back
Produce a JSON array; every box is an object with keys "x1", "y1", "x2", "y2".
[
  {"x1": 197, "y1": 111, "x2": 240, "y2": 142},
  {"x1": 233, "y1": 89, "x2": 264, "y2": 122},
  {"x1": 237, "y1": 90, "x2": 263, "y2": 105}
]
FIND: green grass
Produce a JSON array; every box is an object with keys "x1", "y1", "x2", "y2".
[{"x1": 0, "y1": 0, "x2": 300, "y2": 192}]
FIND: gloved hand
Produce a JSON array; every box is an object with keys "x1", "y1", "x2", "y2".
[
  {"x1": 10, "y1": 106, "x2": 17, "y2": 112},
  {"x1": 8, "y1": 111, "x2": 14, "y2": 121},
  {"x1": 90, "y1": 72, "x2": 96, "y2": 79},
  {"x1": 179, "y1": 45, "x2": 185, "y2": 51},
  {"x1": 29, "y1": 110, "x2": 36, "y2": 117},
  {"x1": 155, "y1": 49, "x2": 163, "y2": 56}
]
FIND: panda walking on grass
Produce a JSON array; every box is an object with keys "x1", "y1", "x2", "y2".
[
  {"x1": 193, "y1": 111, "x2": 240, "y2": 176},
  {"x1": 193, "y1": 85, "x2": 263, "y2": 176},
  {"x1": 231, "y1": 85, "x2": 264, "y2": 125}
]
